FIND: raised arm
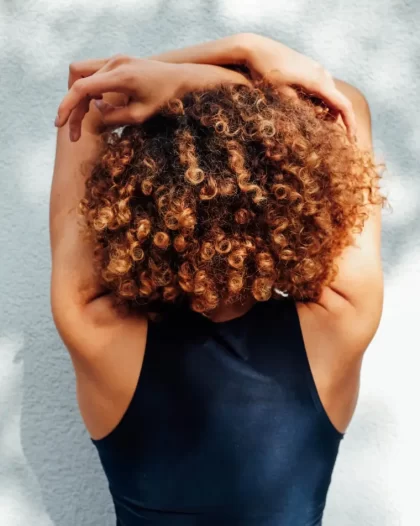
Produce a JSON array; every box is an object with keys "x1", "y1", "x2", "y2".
[
  {"x1": 316, "y1": 79, "x2": 383, "y2": 317},
  {"x1": 50, "y1": 105, "x2": 104, "y2": 329},
  {"x1": 50, "y1": 59, "x2": 249, "y2": 357},
  {"x1": 153, "y1": 35, "x2": 383, "y2": 325},
  {"x1": 297, "y1": 80, "x2": 384, "y2": 359}
]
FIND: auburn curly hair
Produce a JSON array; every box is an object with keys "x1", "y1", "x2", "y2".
[{"x1": 80, "y1": 81, "x2": 383, "y2": 315}]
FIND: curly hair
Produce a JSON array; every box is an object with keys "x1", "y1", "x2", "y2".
[{"x1": 80, "y1": 81, "x2": 383, "y2": 315}]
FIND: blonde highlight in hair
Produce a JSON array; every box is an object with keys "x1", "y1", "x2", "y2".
[{"x1": 80, "y1": 82, "x2": 384, "y2": 315}]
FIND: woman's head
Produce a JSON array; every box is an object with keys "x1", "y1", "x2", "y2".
[{"x1": 81, "y1": 82, "x2": 381, "y2": 314}]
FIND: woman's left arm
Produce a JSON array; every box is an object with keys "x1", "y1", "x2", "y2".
[{"x1": 151, "y1": 33, "x2": 357, "y2": 138}]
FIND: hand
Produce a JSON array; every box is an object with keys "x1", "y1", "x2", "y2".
[
  {"x1": 243, "y1": 34, "x2": 356, "y2": 138},
  {"x1": 55, "y1": 55, "x2": 250, "y2": 142},
  {"x1": 152, "y1": 33, "x2": 357, "y2": 139}
]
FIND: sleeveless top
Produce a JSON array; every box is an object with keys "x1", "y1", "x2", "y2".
[{"x1": 91, "y1": 297, "x2": 344, "y2": 526}]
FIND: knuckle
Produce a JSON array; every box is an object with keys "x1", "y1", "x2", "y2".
[
  {"x1": 68, "y1": 62, "x2": 78, "y2": 74},
  {"x1": 309, "y1": 78, "x2": 322, "y2": 91},
  {"x1": 312, "y1": 62, "x2": 324, "y2": 75},
  {"x1": 314, "y1": 64, "x2": 329, "y2": 82},
  {"x1": 131, "y1": 109, "x2": 142, "y2": 121},
  {"x1": 322, "y1": 68, "x2": 333, "y2": 80},
  {"x1": 119, "y1": 66, "x2": 135, "y2": 84},
  {"x1": 72, "y1": 79, "x2": 84, "y2": 94},
  {"x1": 132, "y1": 108, "x2": 145, "y2": 123},
  {"x1": 310, "y1": 64, "x2": 334, "y2": 92},
  {"x1": 110, "y1": 53, "x2": 130, "y2": 66},
  {"x1": 68, "y1": 62, "x2": 80, "y2": 88}
]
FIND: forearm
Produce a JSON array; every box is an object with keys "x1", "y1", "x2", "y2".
[
  {"x1": 150, "y1": 33, "x2": 254, "y2": 66},
  {"x1": 50, "y1": 130, "x2": 98, "y2": 236}
]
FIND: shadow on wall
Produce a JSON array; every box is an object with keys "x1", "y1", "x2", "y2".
[
  {"x1": 324, "y1": 401, "x2": 399, "y2": 526},
  {"x1": 0, "y1": 0, "x2": 417, "y2": 524}
]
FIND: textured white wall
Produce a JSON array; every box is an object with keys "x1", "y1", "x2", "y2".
[{"x1": 0, "y1": 1, "x2": 418, "y2": 524}]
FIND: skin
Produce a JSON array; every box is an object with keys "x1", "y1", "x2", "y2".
[{"x1": 50, "y1": 35, "x2": 383, "y2": 440}]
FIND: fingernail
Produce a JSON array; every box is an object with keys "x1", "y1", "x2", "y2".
[
  {"x1": 54, "y1": 114, "x2": 60, "y2": 127},
  {"x1": 94, "y1": 99, "x2": 104, "y2": 111},
  {"x1": 70, "y1": 129, "x2": 78, "y2": 142},
  {"x1": 94, "y1": 99, "x2": 114, "y2": 113}
]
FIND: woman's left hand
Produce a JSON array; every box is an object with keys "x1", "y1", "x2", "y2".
[
  {"x1": 55, "y1": 55, "x2": 250, "y2": 142},
  {"x1": 151, "y1": 34, "x2": 357, "y2": 140}
]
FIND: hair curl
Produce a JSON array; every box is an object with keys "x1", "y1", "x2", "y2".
[{"x1": 80, "y1": 82, "x2": 383, "y2": 315}]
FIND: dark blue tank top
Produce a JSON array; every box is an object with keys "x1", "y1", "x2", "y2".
[{"x1": 92, "y1": 298, "x2": 343, "y2": 525}]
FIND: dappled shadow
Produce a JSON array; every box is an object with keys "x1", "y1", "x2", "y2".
[{"x1": 0, "y1": 0, "x2": 418, "y2": 524}]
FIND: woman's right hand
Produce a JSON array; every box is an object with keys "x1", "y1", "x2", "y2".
[{"x1": 55, "y1": 56, "x2": 250, "y2": 142}]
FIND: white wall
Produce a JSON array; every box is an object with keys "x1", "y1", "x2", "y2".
[{"x1": 0, "y1": 1, "x2": 418, "y2": 524}]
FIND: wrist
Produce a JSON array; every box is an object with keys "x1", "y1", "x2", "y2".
[
  {"x1": 170, "y1": 63, "x2": 197, "y2": 97},
  {"x1": 233, "y1": 33, "x2": 258, "y2": 65},
  {"x1": 173, "y1": 63, "x2": 214, "y2": 95},
  {"x1": 175, "y1": 63, "x2": 251, "y2": 97}
]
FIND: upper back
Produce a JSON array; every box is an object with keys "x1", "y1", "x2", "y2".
[{"x1": 91, "y1": 297, "x2": 343, "y2": 524}]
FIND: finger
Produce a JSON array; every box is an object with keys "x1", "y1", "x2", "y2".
[
  {"x1": 94, "y1": 100, "x2": 149, "y2": 126},
  {"x1": 56, "y1": 72, "x2": 131, "y2": 127},
  {"x1": 68, "y1": 96, "x2": 91, "y2": 141},
  {"x1": 68, "y1": 58, "x2": 109, "y2": 88},
  {"x1": 307, "y1": 84, "x2": 357, "y2": 139},
  {"x1": 324, "y1": 88, "x2": 357, "y2": 139},
  {"x1": 68, "y1": 55, "x2": 131, "y2": 88}
]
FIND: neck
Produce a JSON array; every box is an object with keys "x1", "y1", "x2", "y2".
[{"x1": 208, "y1": 295, "x2": 256, "y2": 323}]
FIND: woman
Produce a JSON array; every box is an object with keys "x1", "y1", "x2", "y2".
[{"x1": 50, "y1": 34, "x2": 383, "y2": 525}]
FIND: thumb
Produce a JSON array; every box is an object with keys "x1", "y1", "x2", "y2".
[{"x1": 94, "y1": 100, "x2": 148, "y2": 126}]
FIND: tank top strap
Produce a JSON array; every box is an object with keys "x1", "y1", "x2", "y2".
[{"x1": 259, "y1": 297, "x2": 344, "y2": 439}]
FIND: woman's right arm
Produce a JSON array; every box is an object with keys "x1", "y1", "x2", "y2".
[{"x1": 155, "y1": 36, "x2": 383, "y2": 346}]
